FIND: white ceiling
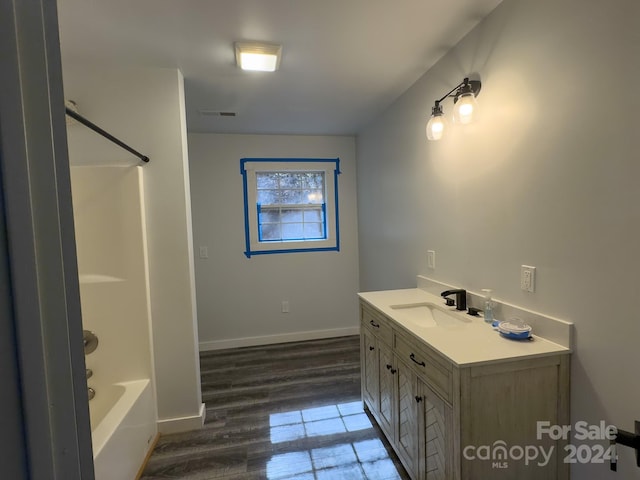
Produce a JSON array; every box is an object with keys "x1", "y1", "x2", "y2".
[{"x1": 56, "y1": 0, "x2": 503, "y2": 135}]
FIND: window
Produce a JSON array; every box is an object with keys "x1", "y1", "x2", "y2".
[
  {"x1": 241, "y1": 158, "x2": 340, "y2": 257},
  {"x1": 256, "y1": 171, "x2": 326, "y2": 242}
]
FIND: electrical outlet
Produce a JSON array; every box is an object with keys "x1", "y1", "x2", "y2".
[
  {"x1": 427, "y1": 250, "x2": 436, "y2": 269},
  {"x1": 281, "y1": 301, "x2": 290, "y2": 313},
  {"x1": 521, "y1": 265, "x2": 536, "y2": 292},
  {"x1": 199, "y1": 246, "x2": 208, "y2": 259}
]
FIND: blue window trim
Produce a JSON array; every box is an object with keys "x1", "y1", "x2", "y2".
[{"x1": 240, "y1": 158, "x2": 341, "y2": 258}]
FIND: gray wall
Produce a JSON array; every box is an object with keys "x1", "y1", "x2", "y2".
[
  {"x1": 357, "y1": 0, "x2": 639, "y2": 477},
  {"x1": 189, "y1": 133, "x2": 360, "y2": 349}
]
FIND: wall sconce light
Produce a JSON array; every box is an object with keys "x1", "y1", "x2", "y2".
[{"x1": 426, "y1": 77, "x2": 481, "y2": 141}]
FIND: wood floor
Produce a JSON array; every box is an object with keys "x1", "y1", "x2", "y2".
[{"x1": 140, "y1": 335, "x2": 410, "y2": 479}]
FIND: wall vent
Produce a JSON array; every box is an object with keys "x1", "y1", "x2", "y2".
[{"x1": 198, "y1": 110, "x2": 237, "y2": 117}]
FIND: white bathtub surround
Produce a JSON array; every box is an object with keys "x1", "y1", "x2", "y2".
[
  {"x1": 92, "y1": 380, "x2": 157, "y2": 480},
  {"x1": 70, "y1": 166, "x2": 158, "y2": 478},
  {"x1": 79, "y1": 274, "x2": 124, "y2": 284}
]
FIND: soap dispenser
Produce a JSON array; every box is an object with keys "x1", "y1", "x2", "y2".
[{"x1": 481, "y1": 289, "x2": 494, "y2": 325}]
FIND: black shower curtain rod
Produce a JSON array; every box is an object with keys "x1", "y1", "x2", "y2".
[{"x1": 65, "y1": 107, "x2": 150, "y2": 164}]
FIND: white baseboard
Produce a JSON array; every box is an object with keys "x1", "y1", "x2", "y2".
[
  {"x1": 157, "y1": 402, "x2": 206, "y2": 434},
  {"x1": 199, "y1": 326, "x2": 360, "y2": 352}
]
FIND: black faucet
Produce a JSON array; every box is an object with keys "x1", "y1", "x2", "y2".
[{"x1": 441, "y1": 289, "x2": 467, "y2": 311}]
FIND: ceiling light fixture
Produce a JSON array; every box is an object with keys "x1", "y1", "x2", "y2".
[
  {"x1": 426, "y1": 77, "x2": 481, "y2": 141},
  {"x1": 235, "y1": 42, "x2": 282, "y2": 72}
]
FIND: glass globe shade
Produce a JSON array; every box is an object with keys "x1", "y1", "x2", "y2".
[
  {"x1": 453, "y1": 93, "x2": 478, "y2": 124},
  {"x1": 426, "y1": 115, "x2": 446, "y2": 141}
]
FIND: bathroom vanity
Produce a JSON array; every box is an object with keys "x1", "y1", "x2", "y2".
[{"x1": 359, "y1": 285, "x2": 571, "y2": 480}]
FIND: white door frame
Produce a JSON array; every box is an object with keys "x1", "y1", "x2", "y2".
[{"x1": 0, "y1": 0, "x2": 94, "y2": 478}]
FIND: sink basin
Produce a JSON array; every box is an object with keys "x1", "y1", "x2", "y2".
[{"x1": 389, "y1": 302, "x2": 471, "y2": 329}]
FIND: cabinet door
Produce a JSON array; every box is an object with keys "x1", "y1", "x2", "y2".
[
  {"x1": 419, "y1": 380, "x2": 451, "y2": 480},
  {"x1": 396, "y1": 360, "x2": 420, "y2": 478},
  {"x1": 378, "y1": 342, "x2": 396, "y2": 438},
  {"x1": 361, "y1": 330, "x2": 379, "y2": 411}
]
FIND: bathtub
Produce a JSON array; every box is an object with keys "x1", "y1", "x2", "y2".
[{"x1": 90, "y1": 379, "x2": 157, "y2": 480}]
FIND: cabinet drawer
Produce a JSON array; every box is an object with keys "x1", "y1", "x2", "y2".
[
  {"x1": 395, "y1": 332, "x2": 452, "y2": 402},
  {"x1": 361, "y1": 303, "x2": 393, "y2": 346}
]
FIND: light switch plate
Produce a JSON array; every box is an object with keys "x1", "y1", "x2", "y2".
[
  {"x1": 199, "y1": 246, "x2": 208, "y2": 259},
  {"x1": 427, "y1": 250, "x2": 436, "y2": 269}
]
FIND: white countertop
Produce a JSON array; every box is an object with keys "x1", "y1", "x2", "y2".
[{"x1": 358, "y1": 288, "x2": 570, "y2": 367}]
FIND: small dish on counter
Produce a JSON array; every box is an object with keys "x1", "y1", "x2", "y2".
[{"x1": 498, "y1": 319, "x2": 532, "y2": 340}]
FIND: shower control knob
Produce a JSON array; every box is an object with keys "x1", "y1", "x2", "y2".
[{"x1": 83, "y1": 330, "x2": 99, "y2": 355}]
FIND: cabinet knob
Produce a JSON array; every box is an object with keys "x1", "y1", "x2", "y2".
[
  {"x1": 390, "y1": 368, "x2": 397, "y2": 374},
  {"x1": 370, "y1": 320, "x2": 380, "y2": 328},
  {"x1": 386, "y1": 364, "x2": 393, "y2": 370},
  {"x1": 369, "y1": 346, "x2": 375, "y2": 351},
  {"x1": 415, "y1": 396, "x2": 423, "y2": 403}
]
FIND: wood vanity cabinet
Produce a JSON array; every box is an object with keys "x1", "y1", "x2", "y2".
[
  {"x1": 360, "y1": 299, "x2": 570, "y2": 480},
  {"x1": 361, "y1": 306, "x2": 395, "y2": 438}
]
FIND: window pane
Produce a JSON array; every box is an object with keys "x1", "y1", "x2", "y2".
[
  {"x1": 280, "y1": 173, "x2": 303, "y2": 189},
  {"x1": 257, "y1": 173, "x2": 280, "y2": 189},
  {"x1": 257, "y1": 189, "x2": 280, "y2": 204},
  {"x1": 303, "y1": 209, "x2": 322, "y2": 222},
  {"x1": 282, "y1": 223, "x2": 304, "y2": 240},
  {"x1": 280, "y1": 189, "x2": 303, "y2": 204},
  {"x1": 304, "y1": 173, "x2": 323, "y2": 189},
  {"x1": 304, "y1": 190, "x2": 323, "y2": 204},
  {"x1": 260, "y1": 223, "x2": 281, "y2": 241},
  {"x1": 281, "y1": 209, "x2": 303, "y2": 223},
  {"x1": 259, "y1": 209, "x2": 280, "y2": 223},
  {"x1": 304, "y1": 223, "x2": 324, "y2": 239}
]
